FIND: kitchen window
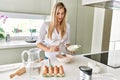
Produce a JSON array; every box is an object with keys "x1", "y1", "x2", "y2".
[{"x1": 0, "y1": 12, "x2": 50, "y2": 41}]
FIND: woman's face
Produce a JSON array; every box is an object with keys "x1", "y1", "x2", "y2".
[{"x1": 56, "y1": 8, "x2": 65, "y2": 24}]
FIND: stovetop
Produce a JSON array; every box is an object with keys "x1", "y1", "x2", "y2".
[{"x1": 84, "y1": 51, "x2": 120, "y2": 68}]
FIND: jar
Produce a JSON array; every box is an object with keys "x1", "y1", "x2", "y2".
[
  {"x1": 6, "y1": 34, "x2": 10, "y2": 42},
  {"x1": 79, "y1": 66, "x2": 92, "y2": 80}
]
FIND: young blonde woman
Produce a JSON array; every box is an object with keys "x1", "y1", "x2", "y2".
[{"x1": 37, "y1": 2, "x2": 70, "y2": 59}]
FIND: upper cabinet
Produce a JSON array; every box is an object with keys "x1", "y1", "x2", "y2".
[
  {"x1": 82, "y1": 0, "x2": 120, "y2": 10},
  {"x1": 0, "y1": 0, "x2": 51, "y2": 15}
]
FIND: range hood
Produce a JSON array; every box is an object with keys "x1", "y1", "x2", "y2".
[{"x1": 82, "y1": 0, "x2": 120, "y2": 9}]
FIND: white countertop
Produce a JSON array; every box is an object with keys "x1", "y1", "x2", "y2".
[
  {"x1": 0, "y1": 40, "x2": 36, "y2": 49},
  {"x1": 0, "y1": 55, "x2": 119, "y2": 80}
]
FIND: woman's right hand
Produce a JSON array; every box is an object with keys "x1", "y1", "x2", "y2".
[{"x1": 49, "y1": 46, "x2": 59, "y2": 52}]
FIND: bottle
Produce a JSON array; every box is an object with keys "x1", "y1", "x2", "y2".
[
  {"x1": 6, "y1": 34, "x2": 11, "y2": 42},
  {"x1": 79, "y1": 66, "x2": 92, "y2": 80}
]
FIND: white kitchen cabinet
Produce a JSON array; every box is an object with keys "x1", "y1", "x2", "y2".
[
  {"x1": 76, "y1": 0, "x2": 94, "y2": 53},
  {"x1": 0, "y1": 47, "x2": 35, "y2": 65},
  {"x1": 0, "y1": 0, "x2": 51, "y2": 15}
]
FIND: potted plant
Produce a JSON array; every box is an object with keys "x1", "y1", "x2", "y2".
[
  {"x1": 0, "y1": 27, "x2": 5, "y2": 40},
  {"x1": 0, "y1": 15, "x2": 8, "y2": 40},
  {"x1": 25, "y1": 28, "x2": 37, "y2": 43}
]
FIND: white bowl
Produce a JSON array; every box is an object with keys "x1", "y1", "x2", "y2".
[
  {"x1": 67, "y1": 45, "x2": 81, "y2": 52},
  {"x1": 56, "y1": 54, "x2": 73, "y2": 63}
]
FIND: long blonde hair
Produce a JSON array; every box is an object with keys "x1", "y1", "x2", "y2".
[{"x1": 48, "y1": 2, "x2": 67, "y2": 39}]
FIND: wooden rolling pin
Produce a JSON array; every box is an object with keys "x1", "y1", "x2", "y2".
[{"x1": 9, "y1": 67, "x2": 26, "y2": 79}]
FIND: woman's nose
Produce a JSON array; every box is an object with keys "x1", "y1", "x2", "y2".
[{"x1": 59, "y1": 14, "x2": 62, "y2": 18}]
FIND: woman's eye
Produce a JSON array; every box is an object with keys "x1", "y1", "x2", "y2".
[
  {"x1": 61, "y1": 13, "x2": 64, "y2": 15},
  {"x1": 57, "y1": 12, "x2": 60, "y2": 15}
]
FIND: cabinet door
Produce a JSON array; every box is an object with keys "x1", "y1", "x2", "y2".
[
  {"x1": 57, "y1": 0, "x2": 78, "y2": 44},
  {"x1": 0, "y1": 0, "x2": 51, "y2": 14},
  {"x1": 76, "y1": 0, "x2": 94, "y2": 53}
]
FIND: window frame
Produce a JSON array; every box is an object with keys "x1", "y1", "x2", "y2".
[{"x1": 0, "y1": 12, "x2": 50, "y2": 41}]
